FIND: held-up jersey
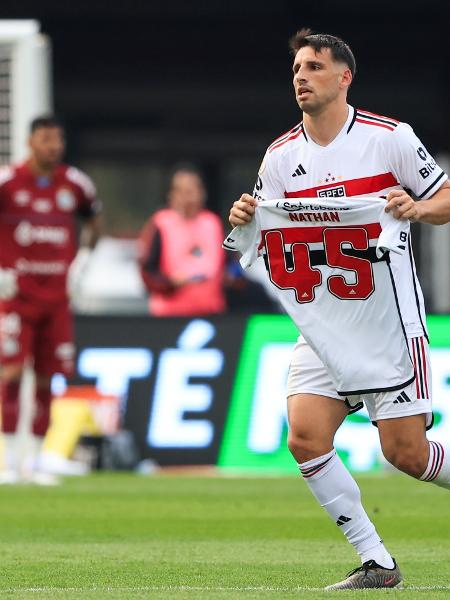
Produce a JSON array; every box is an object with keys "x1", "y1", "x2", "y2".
[
  {"x1": 0, "y1": 162, "x2": 100, "y2": 303},
  {"x1": 223, "y1": 197, "x2": 415, "y2": 395},
  {"x1": 253, "y1": 105, "x2": 448, "y2": 338}
]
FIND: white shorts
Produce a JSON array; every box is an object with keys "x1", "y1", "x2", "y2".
[{"x1": 287, "y1": 335, "x2": 433, "y2": 427}]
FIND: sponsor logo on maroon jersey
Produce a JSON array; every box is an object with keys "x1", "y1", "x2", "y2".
[
  {"x1": 15, "y1": 259, "x2": 66, "y2": 275},
  {"x1": 13, "y1": 221, "x2": 69, "y2": 247}
]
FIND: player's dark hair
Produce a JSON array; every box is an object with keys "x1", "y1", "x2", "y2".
[
  {"x1": 289, "y1": 28, "x2": 356, "y2": 79},
  {"x1": 168, "y1": 163, "x2": 205, "y2": 187},
  {"x1": 30, "y1": 115, "x2": 65, "y2": 134}
]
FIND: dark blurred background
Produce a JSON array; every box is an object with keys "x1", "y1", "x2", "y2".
[{"x1": 1, "y1": 0, "x2": 449, "y2": 234}]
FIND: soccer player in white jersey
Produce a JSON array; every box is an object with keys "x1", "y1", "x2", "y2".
[{"x1": 229, "y1": 28, "x2": 450, "y2": 590}]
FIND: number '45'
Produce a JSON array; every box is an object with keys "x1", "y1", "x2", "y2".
[{"x1": 265, "y1": 227, "x2": 375, "y2": 303}]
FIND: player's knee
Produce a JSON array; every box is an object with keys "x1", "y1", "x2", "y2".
[
  {"x1": 287, "y1": 430, "x2": 329, "y2": 463},
  {"x1": 1, "y1": 363, "x2": 23, "y2": 384},
  {"x1": 35, "y1": 375, "x2": 52, "y2": 391},
  {"x1": 382, "y1": 443, "x2": 427, "y2": 478}
]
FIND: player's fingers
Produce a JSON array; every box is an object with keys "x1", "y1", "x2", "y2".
[
  {"x1": 385, "y1": 196, "x2": 408, "y2": 213},
  {"x1": 384, "y1": 199, "x2": 399, "y2": 212},
  {"x1": 234, "y1": 207, "x2": 254, "y2": 221},
  {"x1": 233, "y1": 200, "x2": 256, "y2": 216},
  {"x1": 239, "y1": 193, "x2": 257, "y2": 206},
  {"x1": 229, "y1": 208, "x2": 253, "y2": 226},
  {"x1": 398, "y1": 206, "x2": 418, "y2": 221},
  {"x1": 389, "y1": 201, "x2": 416, "y2": 220},
  {"x1": 386, "y1": 189, "x2": 404, "y2": 201}
]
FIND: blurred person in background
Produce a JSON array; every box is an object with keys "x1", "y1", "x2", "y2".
[
  {"x1": 0, "y1": 115, "x2": 101, "y2": 484},
  {"x1": 138, "y1": 165, "x2": 226, "y2": 316}
]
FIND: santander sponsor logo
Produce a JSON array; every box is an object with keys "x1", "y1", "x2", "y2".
[{"x1": 14, "y1": 221, "x2": 68, "y2": 246}]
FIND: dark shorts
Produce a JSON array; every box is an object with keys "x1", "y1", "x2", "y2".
[{"x1": 0, "y1": 297, "x2": 75, "y2": 377}]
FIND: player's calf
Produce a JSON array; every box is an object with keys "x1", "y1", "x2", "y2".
[{"x1": 381, "y1": 441, "x2": 429, "y2": 478}]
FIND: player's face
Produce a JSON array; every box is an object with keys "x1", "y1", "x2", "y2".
[
  {"x1": 29, "y1": 126, "x2": 65, "y2": 170},
  {"x1": 168, "y1": 172, "x2": 205, "y2": 218},
  {"x1": 292, "y1": 46, "x2": 349, "y2": 115}
]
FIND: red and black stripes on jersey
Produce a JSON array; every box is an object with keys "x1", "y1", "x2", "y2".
[
  {"x1": 421, "y1": 441, "x2": 445, "y2": 482},
  {"x1": 268, "y1": 123, "x2": 303, "y2": 153},
  {"x1": 269, "y1": 109, "x2": 399, "y2": 152},
  {"x1": 355, "y1": 110, "x2": 399, "y2": 132}
]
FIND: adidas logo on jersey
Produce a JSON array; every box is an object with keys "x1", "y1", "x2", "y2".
[
  {"x1": 336, "y1": 515, "x2": 352, "y2": 527},
  {"x1": 393, "y1": 391, "x2": 411, "y2": 404},
  {"x1": 292, "y1": 164, "x2": 307, "y2": 177}
]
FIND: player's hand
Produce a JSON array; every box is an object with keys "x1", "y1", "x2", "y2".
[
  {"x1": 0, "y1": 268, "x2": 18, "y2": 300},
  {"x1": 229, "y1": 194, "x2": 257, "y2": 227},
  {"x1": 67, "y1": 247, "x2": 92, "y2": 299},
  {"x1": 385, "y1": 190, "x2": 421, "y2": 222}
]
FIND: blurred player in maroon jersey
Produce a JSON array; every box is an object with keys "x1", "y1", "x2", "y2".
[{"x1": 0, "y1": 115, "x2": 101, "y2": 484}]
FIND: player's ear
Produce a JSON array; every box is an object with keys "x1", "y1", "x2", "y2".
[{"x1": 340, "y1": 67, "x2": 353, "y2": 89}]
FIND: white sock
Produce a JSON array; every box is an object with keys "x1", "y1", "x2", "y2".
[
  {"x1": 299, "y1": 449, "x2": 394, "y2": 568},
  {"x1": 2, "y1": 433, "x2": 18, "y2": 472},
  {"x1": 420, "y1": 441, "x2": 450, "y2": 489},
  {"x1": 26, "y1": 435, "x2": 44, "y2": 473}
]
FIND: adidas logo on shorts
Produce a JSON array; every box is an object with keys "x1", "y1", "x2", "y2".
[{"x1": 393, "y1": 391, "x2": 411, "y2": 404}]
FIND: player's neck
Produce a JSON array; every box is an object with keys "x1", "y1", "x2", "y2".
[
  {"x1": 303, "y1": 102, "x2": 349, "y2": 147},
  {"x1": 26, "y1": 157, "x2": 57, "y2": 178}
]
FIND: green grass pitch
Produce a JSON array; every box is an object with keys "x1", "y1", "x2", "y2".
[{"x1": 0, "y1": 472, "x2": 448, "y2": 598}]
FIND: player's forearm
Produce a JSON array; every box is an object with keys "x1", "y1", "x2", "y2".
[
  {"x1": 417, "y1": 184, "x2": 450, "y2": 225},
  {"x1": 79, "y1": 215, "x2": 102, "y2": 249}
]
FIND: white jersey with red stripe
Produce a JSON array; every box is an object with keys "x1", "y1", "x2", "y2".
[
  {"x1": 224, "y1": 197, "x2": 414, "y2": 395},
  {"x1": 253, "y1": 105, "x2": 448, "y2": 338}
]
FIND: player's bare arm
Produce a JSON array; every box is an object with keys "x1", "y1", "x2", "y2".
[
  {"x1": 229, "y1": 194, "x2": 257, "y2": 227},
  {"x1": 68, "y1": 214, "x2": 102, "y2": 298},
  {"x1": 385, "y1": 181, "x2": 450, "y2": 225},
  {"x1": 79, "y1": 213, "x2": 102, "y2": 249}
]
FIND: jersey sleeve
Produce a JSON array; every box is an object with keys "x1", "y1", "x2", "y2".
[
  {"x1": 385, "y1": 123, "x2": 448, "y2": 199},
  {"x1": 66, "y1": 166, "x2": 102, "y2": 218},
  {"x1": 252, "y1": 150, "x2": 285, "y2": 201},
  {"x1": 0, "y1": 166, "x2": 14, "y2": 209}
]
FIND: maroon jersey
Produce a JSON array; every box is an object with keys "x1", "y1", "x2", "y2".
[{"x1": 0, "y1": 162, "x2": 100, "y2": 303}]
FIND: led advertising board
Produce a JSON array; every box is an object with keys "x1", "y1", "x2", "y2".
[{"x1": 64, "y1": 315, "x2": 450, "y2": 472}]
